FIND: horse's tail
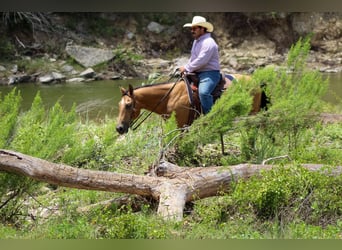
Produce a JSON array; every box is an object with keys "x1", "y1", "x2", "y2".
[{"x1": 260, "y1": 82, "x2": 270, "y2": 111}]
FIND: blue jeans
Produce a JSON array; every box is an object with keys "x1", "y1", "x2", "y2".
[{"x1": 197, "y1": 70, "x2": 221, "y2": 114}]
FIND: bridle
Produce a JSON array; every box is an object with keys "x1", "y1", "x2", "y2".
[{"x1": 129, "y1": 69, "x2": 182, "y2": 131}]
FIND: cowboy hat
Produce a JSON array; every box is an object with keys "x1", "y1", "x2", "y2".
[{"x1": 183, "y1": 16, "x2": 214, "y2": 32}]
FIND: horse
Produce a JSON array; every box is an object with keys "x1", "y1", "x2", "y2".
[{"x1": 116, "y1": 74, "x2": 265, "y2": 135}]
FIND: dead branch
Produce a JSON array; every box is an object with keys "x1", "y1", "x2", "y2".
[{"x1": 1, "y1": 149, "x2": 341, "y2": 221}]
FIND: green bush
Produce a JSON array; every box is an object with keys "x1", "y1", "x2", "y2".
[
  {"x1": 229, "y1": 165, "x2": 342, "y2": 225},
  {"x1": 176, "y1": 77, "x2": 253, "y2": 165},
  {"x1": 183, "y1": 164, "x2": 342, "y2": 239},
  {"x1": 94, "y1": 207, "x2": 171, "y2": 239},
  {"x1": 239, "y1": 37, "x2": 328, "y2": 163},
  {"x1": 9, "y1": 92, "x2": 79, "y2": 161},
  {"x1": 0, "y1": 37, "x2": 16, "y2": 60},
  {"x1": 0, "y1": 88, "x2": 22, "y2": 148}
]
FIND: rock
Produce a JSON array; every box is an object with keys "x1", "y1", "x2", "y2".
[
  {"x1": 291, "y1": 13, "x2": 321, "y2": 36},
  {"x1": 65, "y1": 45, "x2": 115, "y2": 68},
  {"x1": 228, "y1": 58, "x2": 238, "y2": 68},
  {"x1": 127, "y1": 32, "x2": 134, "y2": 40},
  {"x1": 0, "y1": 65, "x2": 6, "y2": 71},
  {"x1": 66, "y1": 77, "x2": 85, "y2": 83},
  {"x1": 51, "y1": 72, "x2": 66, "y2": 82},
  {"x1": 80, "y1": 68, "x2": 95, "y2": 78},
  {"x1": 39, "y1": 72, "x2": 66, "y2": 83},
  {"x1": 8, "y1": 76, "x2": 18, "y2": 85},
  {"x1": 61, "y1": 65, "x2": 74, "y2": 73},
  {"x1": 11, "y1": 65, "x2": 18, "y2": 74},
  {"x1": 110, "y1": 75, "x2": 121, "y2": 80},
  {"x1": 147, "y1": 21, "x2": 165, "y2": 34},
  {"x1": 143, "y1": 58, "x2": 170, "y2": 68},
  {"x1": 8, "y1": 74, "x2": 33, "y2": 85},
  {"x1": 39, "y1": 74, "x2": 54, "y2": 83},
  {"x1": 238, "y1": 36, "x2": 276, "y2": 57}
]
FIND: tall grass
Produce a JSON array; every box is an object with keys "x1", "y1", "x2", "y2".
[
  {"x1": 0, "y1": 88, "x2": 21, "y2": 148},
  {"x1": 9, "y1": 92, "x2": 80, "y2": 162}
]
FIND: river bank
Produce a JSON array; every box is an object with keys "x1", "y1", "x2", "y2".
[{"x1": 0, "y1": 13, "x2": 341, "y2": 85}]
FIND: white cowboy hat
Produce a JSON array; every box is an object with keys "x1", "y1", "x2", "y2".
[{"x1": 183, "y1": 16, "x2": 214, "y2": 32}]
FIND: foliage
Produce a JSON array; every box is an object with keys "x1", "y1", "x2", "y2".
[
  {"x1": 176, "y1": 77, "x2": 253, "y2": 165},
  {"x1": 103, "y1": 114, "x2": 165, "y2": 174},
  {"x1": 0, "y1": 36, "x2": 16, "y2": 60},
  {"x1": 183, "y1": 164, "x2": 342, "y2": 239},
  {"x1": 9, "y1": 92, "x2": 80, "y2": 162},
  {"x1": 0, "y1": 173, "x2": 39, "y2": 227},
  {"x1": 93, "y1": 206, "x2": 171, "y2": 239},
  {"x1": 229, "y1": 165, "x2": 342, "y2": 223},
  {"x1": 16, "y1": 57, "x2": 55, "y2": 75},
  {"x1": 112, "y1": 45, "x2": 143, "y2": 63},
  {"x1": 0, "y1": 37, "x2": 341, "y2": 239},
  {"x1": 174, "y1": 37, "x2": 328, "y2": 166},
  {"x1": 0, "y1": 88, "x2": 22, "y2": 148},
  {"x1": 238, "y1": 36, "x2": 328, "y2": 163},
  {"x1": 1, "y1": 12, "x2": 53, "y2": 33},
  {"x1": 175, "y1": 36, "x2": 329, "y2": 166}
]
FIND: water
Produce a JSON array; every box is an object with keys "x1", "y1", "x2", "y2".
[
  {"x1": 0, "y1": 73, "x2": 341, "y2": 121},
  {"x1": 0, "y1": 79, "x2": 143, "y2": 121},
  {"x1": 322, "y1": 73, "x2": 342, "y2": 105}
]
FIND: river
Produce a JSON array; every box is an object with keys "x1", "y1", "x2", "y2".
[
  {"x1": 0, "y1": 73, "x2": 341, "y2": 122},
  {"x1": 0, "y1": 79, "x2": 142, "y2": 122}
]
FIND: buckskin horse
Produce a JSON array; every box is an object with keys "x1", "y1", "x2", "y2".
[{"x1": 116, "y1": 74, "x2": 266, "y2": 135}]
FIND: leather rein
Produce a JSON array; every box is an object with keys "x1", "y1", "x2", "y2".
[{"x1": 129, "y1": 70, "x2": 182, "y2": 131}]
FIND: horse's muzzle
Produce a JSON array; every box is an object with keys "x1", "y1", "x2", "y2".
[{"x1": 116, "y1": 123, "x2": 129, "y2": 134}]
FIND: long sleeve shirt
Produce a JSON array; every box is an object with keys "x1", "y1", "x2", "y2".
[{"x1": 184, "y1": 33, "x2": 220, "y2": 73}]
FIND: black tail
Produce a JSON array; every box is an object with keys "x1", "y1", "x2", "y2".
[{"x1": 260, "y1": 82, "x2": 270, "y2": 110}]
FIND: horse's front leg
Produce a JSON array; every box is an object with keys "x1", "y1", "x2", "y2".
[{"x1": 174, "y1": 106, "x2": 192, "y2": 129}]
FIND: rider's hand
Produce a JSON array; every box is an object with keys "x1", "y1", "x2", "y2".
[{"x1": 178, "y1": 66, "x2": 186, "y2": 74}]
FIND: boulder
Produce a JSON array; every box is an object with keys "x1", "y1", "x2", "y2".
[
  {"x1": 66, "y1": 77, "x2": 85, "y2": 83},
  {"x1": 65, "y1": 45, "x2": 115, "y2": 68},
  {"x1": 39, "y1": 74, "x2": 54, "y2": 83},
  {"x1": 147, "y1": 21, "x2": 165, "y2": 34},
  {"x1": 39, "y1": 72, "x2": 66, "y2": 84},
  {"x1": 80, "y1": 68, "x2": 95, "y2": 78}
]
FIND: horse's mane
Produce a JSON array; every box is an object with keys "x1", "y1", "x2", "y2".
[{"x1": 134, "y1": 81, "x2": 179, "y2": 90}]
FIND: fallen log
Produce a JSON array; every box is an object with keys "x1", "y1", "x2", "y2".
[{"x1": 1, "y1": 149, "x2": 341, "y2": 221}]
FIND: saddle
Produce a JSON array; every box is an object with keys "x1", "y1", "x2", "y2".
[
  {"x1": 182, "y1": 72, "x2": 236, "y2": 121},
  {"x1": 184, "y1": 72, "x2": 235, "y2": 103}
]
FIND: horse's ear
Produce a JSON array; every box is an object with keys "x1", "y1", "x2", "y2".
[
  {"x1": 128, "y1": 84, "x2": 134, "y2": 96},
  {"x1": 120, "y1": 87, "x2": 127, "y2": 95}
]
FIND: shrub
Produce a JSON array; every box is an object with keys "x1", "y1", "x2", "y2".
[
  {"x1": 176, "y1": 77, "x2": 253, "y2": 165},
  {"x1": 94, "y1": 206, "x2": 171, "y2": 239},
  {"x1": 9, "y1": 92, "x2": 79, "y2": 161},
  {"x1": 239, "y1": 36, "x2": 328, "y2": 163},
  {"x1": 0, "y1": 88, "x2": 22, "y2": 148}
]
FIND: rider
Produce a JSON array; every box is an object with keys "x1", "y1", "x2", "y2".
[{"x1": 178, "y1": 15, "x2": 221, "y2": 114}]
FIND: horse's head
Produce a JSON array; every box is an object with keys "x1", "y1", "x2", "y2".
[{"x1": 116, "y1": 84, "x2": 140, "y2": 134}]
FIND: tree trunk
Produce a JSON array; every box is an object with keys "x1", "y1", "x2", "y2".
[{"x1": 1, "y1": 149, "x2": 341, "y2": 221}]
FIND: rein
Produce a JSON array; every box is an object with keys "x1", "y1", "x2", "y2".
[{"x1": 130, "y1": 70, "x2": 182, "y2": 131}]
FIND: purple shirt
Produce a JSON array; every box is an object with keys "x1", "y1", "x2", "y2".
[{"x1": 185, "y1": 33, "x2": 220, "y2": 73}]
